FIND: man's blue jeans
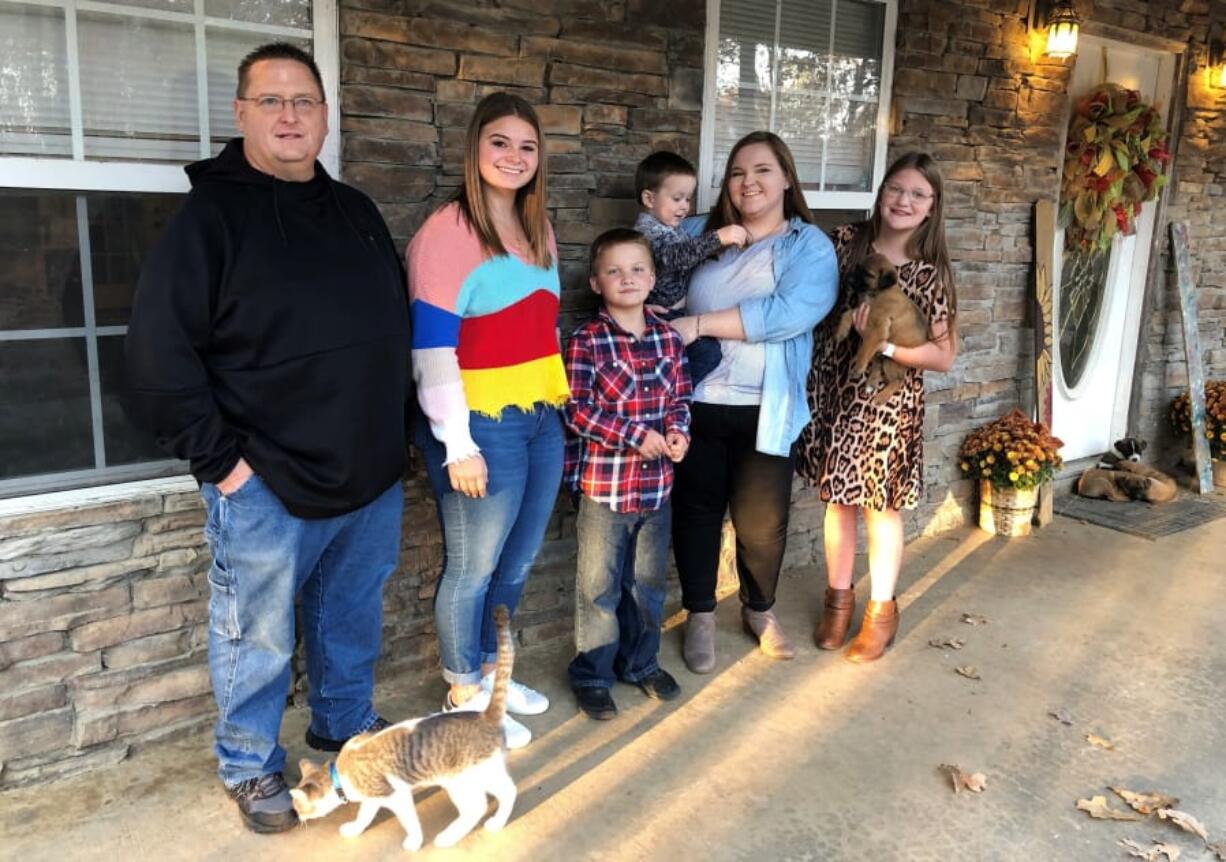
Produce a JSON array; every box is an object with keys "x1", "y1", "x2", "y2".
[
  {"x1": 417, "y1": 405, "x2": 564, "y2": 685},
  {"x1": 568, "y1": 496, "x2": 670, "y2": 690},
  {"x1": 200, "y1": 476, "x2": 402, "y2": 787}
]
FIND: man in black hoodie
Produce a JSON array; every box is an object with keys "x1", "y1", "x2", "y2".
[{"x1": 126, "y1": 43, "x2": 410, "y2": 834}]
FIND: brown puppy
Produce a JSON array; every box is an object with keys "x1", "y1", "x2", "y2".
[
  {"x1": 834, "y1": 253, "x2": 929, "y2": 405},
  {"x1": 1076, "y1": 458, "x2": 1178, "y2": 504}
]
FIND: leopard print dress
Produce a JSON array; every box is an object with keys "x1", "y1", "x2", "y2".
[{"x1": 796, "y1": 223, "x2": 951, "y2": 511}]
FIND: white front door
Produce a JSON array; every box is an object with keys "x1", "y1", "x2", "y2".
[{"x1": 1051, "y1": 36, "x2": 1175, "y2": 461}]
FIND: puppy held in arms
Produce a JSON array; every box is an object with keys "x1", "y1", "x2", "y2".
[
  {"x1": 291, "y1": 606, "x2": 517, "y2": 851},
  {"x1": 834, "y1": 253, "x2": 929, "y2": 405}
]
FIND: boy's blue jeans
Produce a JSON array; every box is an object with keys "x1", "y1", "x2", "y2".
[
  {"x1": 417, "y1": 405, "x2": 564, "y2": 685},
  {"x1": 200, "y1": 475, "x2": 402, "y2": 787},
  {"x1": 568, "y1": 496, "x2": 671, "y2": 690}
]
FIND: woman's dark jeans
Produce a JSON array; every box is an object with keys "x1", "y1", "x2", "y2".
[{"x1": 670, "y1": 402, "x2": 796, "y2": 613}]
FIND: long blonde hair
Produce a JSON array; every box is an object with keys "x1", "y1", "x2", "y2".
[
  {"x1": 705, "y1": 131, "x2": 816, "y2": 231},
  {"x1": 848, "y1": 151, "x2": 957, "y2": 338},
  {"x1": 454, "y1": 92, "x2": 552, "y2": 269}
]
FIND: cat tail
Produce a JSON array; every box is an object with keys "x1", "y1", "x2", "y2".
[{"x1": 483, "y1": 605, "x2": 512, "y2": 726}]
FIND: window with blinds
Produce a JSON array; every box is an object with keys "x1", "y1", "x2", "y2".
[
  {"x1": 703, "y1": 0, "x2": 894, "y2": 209},
  {"x1": 0, "y1": 0, "x2": 312, "y2": 164},
  {"x1": 0, "y1": 0, "x2": 328, "y2": 498}
]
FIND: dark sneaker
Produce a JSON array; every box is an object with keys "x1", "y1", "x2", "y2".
[
  {"x1": 227, "y1": 771, "x2": 298, "y2": 834},
  {"x1": 573, "y1": 686, "x2": 618, "y2": 720},
  {"x1": 305, "y1": 716, "x2": 390, "y2": 752},
  {"x1": 632, "y1": 669, "x2": 681, "y2": 701}
]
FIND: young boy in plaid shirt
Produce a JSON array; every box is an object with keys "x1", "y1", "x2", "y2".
[{"x1": 563, "y1": 228, "x2": 692, "y2": 720}]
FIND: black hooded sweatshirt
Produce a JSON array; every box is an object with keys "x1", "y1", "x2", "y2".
[{"x1": 125, "y1": 138, "x2": 411, "y2": 519}]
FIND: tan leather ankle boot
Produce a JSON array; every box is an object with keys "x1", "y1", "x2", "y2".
[
  {"x1": 814, "y1": 586, "x2": 856, "y2": 650},
  {"x1": 845, "y1": 599, "x2": 898, "y2": 663}
]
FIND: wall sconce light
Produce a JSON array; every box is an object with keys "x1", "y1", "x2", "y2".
[
  {"x1": 1211, "y1": 39, "x2": 1226, "y2": 88},
  {"x1": 1030, "y1": 0, "x2": 1081, "y2": 59}
]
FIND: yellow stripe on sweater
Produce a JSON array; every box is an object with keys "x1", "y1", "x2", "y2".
[{"x1": 461, "y1": 354, "x2": 571, "y2": 419}]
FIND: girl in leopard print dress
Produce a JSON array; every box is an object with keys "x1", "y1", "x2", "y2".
[{"x1": 797, "y1": 152, "x2": 959, "y2": 663}]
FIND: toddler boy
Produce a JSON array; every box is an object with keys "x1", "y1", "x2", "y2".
[
  {"x1": 633, "y1": 151, "x2": 748, "y2": 384},
  {"x1": 563, "y1": 228, "x2": 692, "y2": 720}
]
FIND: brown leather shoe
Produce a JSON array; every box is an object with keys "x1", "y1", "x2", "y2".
[
  {"x1": 741, "y1": 607, "x2": 796, "y2": 660},
  {"x1": 814, "y1": 586, "x2": 856, "y2": 650},
  {"x1": 845, "y1": 599, "x2": 899, "y2": 663}
]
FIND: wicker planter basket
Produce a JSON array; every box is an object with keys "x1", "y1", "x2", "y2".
[{"x1": 978, "y1": 481, "x2": 1038, "y2": 537}]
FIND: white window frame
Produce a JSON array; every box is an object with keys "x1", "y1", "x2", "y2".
[
  {"x1": 0, "y1": 0, "x2": 340, "y2": 192},
  {"x1": 698, "y1": 0, "x2": 897, "y2": 213},
  {"x1": 0, "y1": 0, "x2": 338, "y2": 501}
]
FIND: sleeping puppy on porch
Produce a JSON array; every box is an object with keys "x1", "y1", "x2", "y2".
[
  {"x1": 1076, "y1": 437, "x2": 1178, "y2": 504},
  {"x1": 834, "y1": 253, "x2": 929, "y2": 405}
]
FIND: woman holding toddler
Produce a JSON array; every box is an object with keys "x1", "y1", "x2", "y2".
[{"x1": 666, "y1": 131, "x2": 839, "y2": 673}]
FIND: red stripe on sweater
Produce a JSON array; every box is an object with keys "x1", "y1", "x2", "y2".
[{"x1": 456, "y1": 289, "x2": 560, "y2": 370}]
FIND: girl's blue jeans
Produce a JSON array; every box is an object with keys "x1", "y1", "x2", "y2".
[{"x1": 417, "y1": 405, "x2": 564, "y2": 685}]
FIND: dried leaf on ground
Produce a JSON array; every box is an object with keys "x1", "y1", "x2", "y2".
[
  {"x1": 1155, "y1": 809, "x2": 1209, "y2": 842},
  {"x1": 1049, "y1": 708, "x2": 1074, "y2": 725},
  {"x1": 1206, "y1": 842, "x2": 1226, "y2": 861},
  {"x1": 961, "y1": 613, "x2": 989, "y2": 626},
  {"x1": 1118, "y1": 838, "x2": 1181, "y2": 861},
  {"x1": 1086, "y1": 733, "x2": 1116, "y2": 750},
  {"x1": 938, "y1": 764, "x2": 987, "y2": 794},
  {"x1": 1110, "y1": 787, "x2": 1180, "y2": 815},
  {"x1": 955, "y1": 665, "x2": 981, "y2": 680},
  {"x1": 1076, "y1": 795, "x2": 1143, "y2": 821},
  {"x1": 929, "y1": 637, "x2": 966, "y2": 649}
]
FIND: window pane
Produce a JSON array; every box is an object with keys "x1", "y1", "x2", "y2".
[
  {"x1": 88, "y1": 192, "x2": 182, "y2": 326},
  {"x1": 206, "y1": 29, "x2": 312, "y2": 149},
  {"x1": 711, "y1": 0, "x2": 884, "y2": 196},
  {"x1": 0, "y1": 3, "x2": 72, "y2": 158},
  {"x1": 823, "y1": 99, "x2": 877, "y2": 192},
  {"x1": 832, "y1": 0, "x2": 883, "y2": 98},
  {"x1": 86, "y1": 0, "x2": 195, "y2": 12},
  {"x1": 97, "y1": 335, "x2": 165, "y2": 465},
  {"x1": 78, "y1": 11, "x2": 201, "y2": 162},
  {"x1": 775, "y1": 89, "x2": 824, "y2": 188},
  {"x1": 712, "y1": 0, "x2": 776, "y2": 192},
  {"x1": 205, "y1": 0, "x2": 311, "y2": 28},
  {"x1": 0, "y1": 190, "x2": 84, "y2": 330},
  {"x1": 779, "y1": 0, "x2": 831, "y2": 93},
  {"x1": 0, "y1": 339, "x2": 94, "y2": 480}
]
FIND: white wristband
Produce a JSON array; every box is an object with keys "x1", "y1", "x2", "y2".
[{"x1": 880, "y1": 342, "x2": 897, "y2": 359}]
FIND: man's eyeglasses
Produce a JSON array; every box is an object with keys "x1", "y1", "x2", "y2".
[
  {"x1": 882, "y1": 182, "x2": 934, "y2": 203},
  {"x1": 238, "y1": 95, "x2": 325, "y2": 114}
]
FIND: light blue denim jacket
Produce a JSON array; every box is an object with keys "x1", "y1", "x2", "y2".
[{"x1": 682, "y1": 214, "x2": 838, "y2": 456}]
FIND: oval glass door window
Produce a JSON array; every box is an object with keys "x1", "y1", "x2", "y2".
[{"x1": 1058, "y1": 247, "x2": 1111, "y2": 391}]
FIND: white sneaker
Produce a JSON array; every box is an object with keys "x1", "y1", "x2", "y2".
[
  {"x1": 481, "y1": 673, "x2": 550, "y2": 716},
  {"x1": 443, "y1": 690, "x2": 532, "y2": 750}
]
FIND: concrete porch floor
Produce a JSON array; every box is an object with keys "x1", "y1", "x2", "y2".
[{"x1": 3, "y1": 513, "x2": 1224, "y2": 862}]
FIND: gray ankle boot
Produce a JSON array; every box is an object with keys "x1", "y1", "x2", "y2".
[
  {"x1": 741, "y1": 607, "x2": 796, "y2": 660},
  {"x1": 683, "y1": 611, "x2": 717, "y2": 674}
]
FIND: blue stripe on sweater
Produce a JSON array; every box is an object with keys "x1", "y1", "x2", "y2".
[{"x1": 410, "y1": 299, "x2": 461, "y2": 349}]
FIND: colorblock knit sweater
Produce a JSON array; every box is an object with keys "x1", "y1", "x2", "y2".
[{"x1": 406, "y1": 202, "x2": 569, "y2": 464}]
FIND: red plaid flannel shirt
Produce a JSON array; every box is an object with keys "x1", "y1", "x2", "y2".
[{"x1": 563, "y1": 309, "x2": 692, "y2": 513}]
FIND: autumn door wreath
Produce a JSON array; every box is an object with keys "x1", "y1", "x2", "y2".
[{"x1": 1059, "y1": 82, "x2": 1170, "y2": 252}]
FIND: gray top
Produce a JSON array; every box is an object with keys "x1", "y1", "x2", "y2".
[{"x1": 686, "y1": 239, "x2": 777, "y2": 405}]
